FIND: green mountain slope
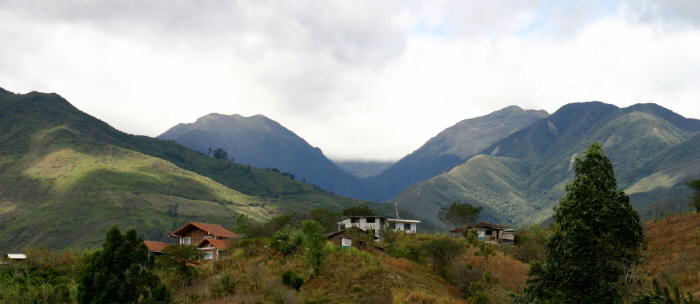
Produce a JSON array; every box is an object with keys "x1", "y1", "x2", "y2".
[
  {"x1": 158, "y1": 113, "x2": 369, "y2": 198},
  {"x1": 364, "y1": 106, "x2": 548, "y2": 201},
  {"x1": 0, "y1": 88, "x2": 366, "y2": 251},
  {"x1": 395, "y1": 102, "x2": 700, "y2": 227}
]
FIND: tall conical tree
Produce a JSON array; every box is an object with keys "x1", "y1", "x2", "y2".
[
  {"x1": 78, "y1": 226, "x2": 170, "y2": 304},
  {"x1": 518, "y1": 143, "x2": 644, "y2": 304}
]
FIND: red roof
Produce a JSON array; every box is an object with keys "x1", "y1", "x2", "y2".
[
  {"x1": 144, "y1": 240, "x2": 172, "y2": 252},
  {"x1": 170, "y1": 221, "x2": 240, "y2": 239},
  {"x1": 197, "y1": 238, "x2": 231, "y2": 249}
]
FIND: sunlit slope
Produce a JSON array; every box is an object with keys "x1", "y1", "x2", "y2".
[
  {"x1": 365, "y1": 106, "x2": 548, "y2": 201},
  {"x1": 0, "y1": 88, "x2": 364, "y2": 250},
  {"x1": 395, "y1": 102, "x2": 700, "y2": 227}
]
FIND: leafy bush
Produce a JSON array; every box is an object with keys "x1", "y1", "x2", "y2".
[
  {"x1": 281, "y1": 271, "x2": 304, "y2": 291},
  {"x1": 634, "y1": 279, "x2": 699, "y2": 304},
  {"x1": 271, "y1": 229, "x2": 304, "y2": 256},
  {"x1": 209, "y1": 273, "x2": 237, "y2": 297},
  {"x1": 156, "y1": 245, "x2": 201, "y2": 288},
  {"x1": 420, "y1": 237, "x2": 465, "y2": 277}
]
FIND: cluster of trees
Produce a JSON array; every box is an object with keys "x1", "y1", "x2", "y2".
[{"x1": 207, "y1": 147, "x2": 233, "y2": 162}]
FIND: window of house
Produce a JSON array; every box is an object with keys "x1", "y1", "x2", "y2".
[
  {"x1": 204, "y1": 235, "x2": 213, "y2": 239},
  {"x1": 203, "y1": 251, "x2": 214, "y2": 260},
  {"x1": 351, "y1": 218, "x2": 359, "y2": 223},
  {"x1": 389, "y1": 223, "x2": 396, "y2": 229},
  {"x1": 485, "y1": 230, "x2": 492, "y2": 236},
  {"x1": 404, "y1": 223, "x2": 411, "y2": 230},
  {"x1": 366, "y1": 217, "x2": 376, "y2": 223},
  {"x1": 182, "y1": 237, "x2": 191, "y2": 245}
]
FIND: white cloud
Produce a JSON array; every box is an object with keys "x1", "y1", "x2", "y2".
[{"x1": 1, "y1": 1, "x2": 699, "y2": 160}]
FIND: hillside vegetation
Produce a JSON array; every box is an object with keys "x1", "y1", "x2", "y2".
[
  {"x1": 7, "y1": 212, "x2": 700, "y2": 304},
  {"x1": 365, "y1": 106, "x2": 548, "y2": 202},
  {"x1": 0, "y1": 88, "x2": 368, "y2": 251},
  {"x1": 396, "y1": 102, "x2": 700, "y2": 227},
  {"x1": 643, "y1": 213, "x2": 700, "y2": 296}
]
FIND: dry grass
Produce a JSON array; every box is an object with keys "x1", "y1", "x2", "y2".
[
  {"x1": 643, "y1": 213, "x2": 700, "y2": 295},
  {"x1": 173, "y1": 243, "x2": 470, "y2": 304}
]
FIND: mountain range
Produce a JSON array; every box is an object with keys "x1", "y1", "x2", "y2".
[
  {"x1": 159, "y1": 106, "x2": 548, "y2": 202},
  {"x1": 394, "y1": 102, "x2": 700, "y2": 227},
  {"x1": 0, "y1": 88, "x2": 376, "y2": 250},
  {"x1": 3, "y1": 85, "x2": 699, "y2": 249}
]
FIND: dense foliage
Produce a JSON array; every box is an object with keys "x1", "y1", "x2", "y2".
[
  {"x1": 155, "y1": 245, "x2": 201, "y2": 288},
  {"x1": 518, "y1": 143, "x2": 645, "y2": 304},
  {"x1": 0, "y1": 249, "x2": 81, "y2": 304},
  {"x1": 78, "y1": 226, "x2": 170, "y2": 304},
  {"x1": 438, "y1": 202, "x2": 483, "y2": 228}
]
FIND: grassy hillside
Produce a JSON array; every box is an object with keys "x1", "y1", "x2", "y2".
[
  {"x1": 642, "y1": 213, "x2": 700, "y2": 295},
  {"x1": 0, "y1": 88, "x2": 368, "y2": 251},
  {"x1": 365, "y1": 106, "x2": 548, "y2": 202},
  {"x1": 172, "y1": 234, "x2": 528, "y2": 304},
  {"x1": 396, "y1": 102, "x2": 700, "y2": 227}
]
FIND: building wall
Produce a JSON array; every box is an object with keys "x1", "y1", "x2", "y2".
[
  {"x1": 338, "y1": 217, "x2": 382, "y2": 231},
  {"x1": 387, "y1": 221, "x2": 417, "y2": 233},
  {"x1": 180, "y1": 228, "x2": 208, "y2": 245}
]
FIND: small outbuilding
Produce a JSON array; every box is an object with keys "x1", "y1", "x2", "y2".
[
  {"x1": 326, "y1": 228, "x2": 380, "y2": 250},
  {"x1": 2, "y1": 253, "x2": 27, "y2": 264},
  {"x1": 452, "y1": 222, "x2": 516, "y2": 244}
]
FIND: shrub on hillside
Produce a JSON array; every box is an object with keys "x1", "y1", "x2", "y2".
[
  {"x1": 281, "y1": 271, "x2": 304, "y2": 291},
  {"x1": 209, "y1": 273, "x2": 237, "y2": 298},
  {"x1": 156, "y1": 245, "x2": 201, "y2": 288},
  {"x1": 500, "y1": 224, "x2": 549, "y2": 263},
  {"x1": 420, "y1": 237, "x2": 465, "y2": 277},
  {"x1": 271, "y1": 229, "x2": 304, "y2": 256}
]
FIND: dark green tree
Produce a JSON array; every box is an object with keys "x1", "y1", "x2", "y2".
[
  {"x1": 518, "y1": 143, "x2": 644, "y2": 304},
  {"x1": 78, "y1": 226, "x2": 170, "y2": 304},
  {"x1": 688, "y1": 179, "x2": 700, "y2": 213},
  {"x1": 342, "y1": 205, "x2": 378, "y2": 217},
  {"x1": 438, "y1": 201, "x2": 483, "y2": 228},
  {"x1": 301, "y1": 220, "x2": 327, "y2": 277},
  {"x1": 212, "y1": 148, "x2": 228, "y2": 160}
]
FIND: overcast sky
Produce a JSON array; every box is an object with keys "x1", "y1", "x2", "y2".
[{"x1": 2, "y1": 1, "x2": 700, "y2": 161}]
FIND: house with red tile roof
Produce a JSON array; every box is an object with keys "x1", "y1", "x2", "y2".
[
  {"x1": 143, "y1": 240, "x2": 171, "y2": 255},
  {"x1": 169, "y1": 221, "x2": 240, "y2": 246},
  {"x1": 143, "y1": 221, "x2": 240, "y2": 260}
]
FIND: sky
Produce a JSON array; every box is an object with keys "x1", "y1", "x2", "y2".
[{"x1": 1, "y1": 1, "x2": 700, "y2": 161}]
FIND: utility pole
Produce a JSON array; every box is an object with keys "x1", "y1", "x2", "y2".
[{"x1": 394, "y1": 201, "x2": 400, "y2": 219}]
